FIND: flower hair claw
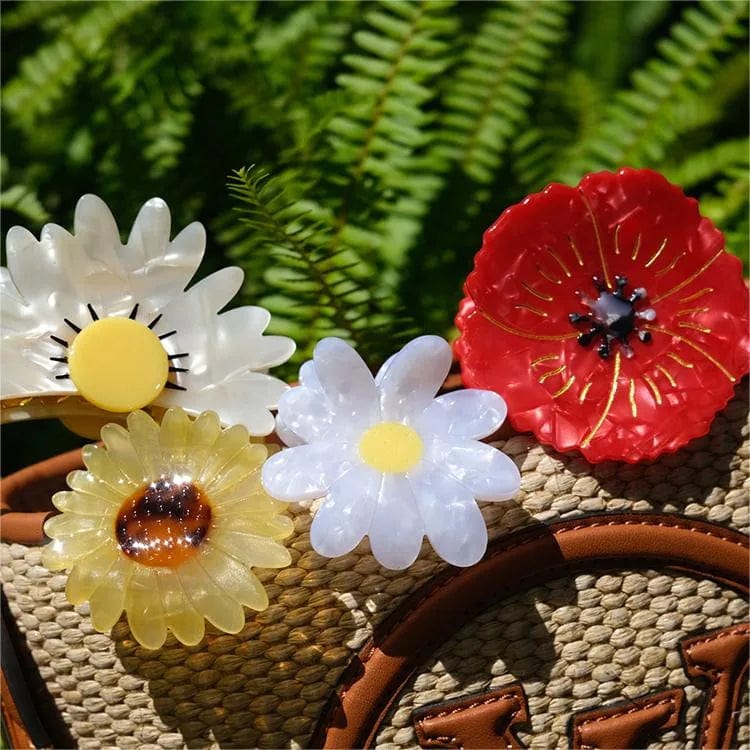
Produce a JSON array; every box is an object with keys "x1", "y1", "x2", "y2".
[
  {"x1": 456, "y1": 168, "x2": 749, "y2": 463},
  {"x1": 261, "y1": 335, "x2": 521, "y2": 570},
  {"x1": 42, "y1": 408, "x2": 293, "y2": 649},
  {"x1": 1, "y1": 195, "x2": 295, "y2": 436}
]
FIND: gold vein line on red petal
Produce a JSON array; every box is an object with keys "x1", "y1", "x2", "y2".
[
  {"x1": 655, "y1": 364, "x2": 677, "y2": 387},
  {"x1": 531, "y1": 353, "x2": 560, "y2": 368},
  {"x1": 678, "y1": 321, "x2": 711, "y2": 334},
  {"x1": 552, "y1": 376, "x2": 576, "y2": 398},
  {"x1": 514, "y1": 303, "x2": 548, "y2": 318},
  {"x1": 651, "y1": 249, "x2": 724, "y2": 304},
  {"x1": 613, "y1": 224, "x2": 622, "y2": 256},
  {"x1": 582, "y1": 351, "x2": 621, "y2": 448},
  {"x1": 646, "y1": 325, "x2": 735, "y2": 381},
  {"x1": 679, "y1": 287, "x2": 713, "y2": 303},
  {"x1": 579, "y1": 380, "x2": 593, "y2": 403},
  {"x1": 521, "y1": 282, "x2": 554, "y2": 302},
  {"x1": 643, "y1": 374, "x2": 663, "y2": 405},
  {"x1": 478, "y1": 308, "x2": 579, "y2": 342},
  {"x1": 655, "y1": 250, "x2": 686, "y2": 277},
  {"x1": 631, "y1": 233, "x2": 642, "y2": 261},
  {"x1": 539, "y1": 365, "x2": 566, "y2": 383},
  {"x1": 676, "y1": 307, "x2": 710, "y2": 316},
  {"x1": 579, "y1": 189, "x2": 612, "y2": 290},
  {"x1": 644, "y1": 237, "x2": 668, "y2": 268},
  {"x1": 536, "y1": 263, "x2": 562, "y2": 285},
  {"x1": 544, "y1": 246, "x2": 571, "y2": 278},
  {"x1": 568, "y1": 235, "x2": 585, "y2": 266},
  {"x1": 667, "y1": 352, "x2": 694, "y2": 369},
  {"x1": 628, "y1": 378, "x2": 637, "y2": 418}
]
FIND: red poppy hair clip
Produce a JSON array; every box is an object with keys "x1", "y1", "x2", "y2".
[{"x1": 455, "y1": 168, "x2": 749, "y2": 463}]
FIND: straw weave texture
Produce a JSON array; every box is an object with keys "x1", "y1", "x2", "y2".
[{"x1": 1, "y1": 384, "x2": 747, "y2": 748}]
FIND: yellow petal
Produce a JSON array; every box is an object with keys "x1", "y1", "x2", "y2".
[
  {"x1": 126, "y1": 410, "x2": 165, "y2": 480},
  {"x1": 212, "y1": 529, "x2": 292, "y2": 569},
  {"x1": 66, "y1": 471, "x2": 125, "y2": 505},
  {"x1": 44, "y1": 512, "x2": 107, "y2": 538},
  {"x1": 42, "y1": 532, "x2": 107, "y2": 570},
  {"x1": 52, "y1": 490, "x2": 118, "y2": 516},
  {"x1": 89, "y1": 557, "x2": 133, "y2": 632},
  {"x1": 216, "y1": 514, "x2": 294, "y2": 540},
  {"x1": 180, "y1": 556, "x2": 248, "y2": 632},
  {"x1": 100, "y1": 423, "x2": 147, "y2": 484},
  {"x1": 159, "y1": 408, "x2": 191, "y2": 457},
  {"x1": 82, "y1": 445, "x2": 131, "y2": 495},
  {"x1": 158, "y1": 574, "x2": 206, "y2": 646},
  {"x1": 198, "y1": 425, "x2": 249, "y2": 485},
  {"x1": 65, "y1": 544, "x2": 120, "y2": 604},
  {"x1": 124, "y1": 566, "x2": 168, "y2": 649}
]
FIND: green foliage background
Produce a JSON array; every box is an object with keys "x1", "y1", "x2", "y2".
[{"x1": 1, "y1": 0, "x2": 748, "y2": 469}]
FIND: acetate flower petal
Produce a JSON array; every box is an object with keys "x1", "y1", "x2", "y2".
[
  {"x1": 415, "y1": 389, "x2": 507, "y2": 441},
  {"x1": 1, "y1": 195, "x2": 294, "y2": 436},
  {"x1": 41, "y1": 408, "x2": 292, "y2": 649},
  {"x1": 264, "y1": 336, "x2": 520, "y2": 570},
  {"x1": 456, "y1": 168, "x2": 750, "y2": 462},
  {"x1": 310, "y1": 466, "x2": 381, "y2": 558}
]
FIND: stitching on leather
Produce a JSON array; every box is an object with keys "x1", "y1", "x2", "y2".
[
  {"x1": 318, "y1": 516, "x2": 747, "y2": 745},
  {"x1": 416, "y1": 693, "x2": 521, "y2": 750},
  {"x1": 683, "y1": 625, "x2": 749, "y2": 747},
  {"x1": 573, "y1": 694, "x2": 678, "y2": 748}
]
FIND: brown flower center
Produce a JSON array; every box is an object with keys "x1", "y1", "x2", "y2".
[{"x1": 116, "y1": 477, "x2": 212, "y2": 568}]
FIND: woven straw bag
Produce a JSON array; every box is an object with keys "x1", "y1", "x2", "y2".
[{"x1": 1, "y1": 381, "x2": 748, "y2": 749}]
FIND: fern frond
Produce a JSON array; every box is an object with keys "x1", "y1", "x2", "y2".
[
  {"x1": 558, "y1": 0, "x2": 749, "y2": 181},
  {"x1": 437, "y1": 0, "x2": 569, "y2": 184},
  {"x1": 663, "y1": 138, "x2": 749, "y2": 190},
  {"x1": 2, "y1": 2, "x2": 151, "y2": 128},
  {"x1": 228, "y1": 166, "x2": 413, "y2": 365}
]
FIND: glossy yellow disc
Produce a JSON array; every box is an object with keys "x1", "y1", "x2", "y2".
[
  {"x1": 68, "y1": 317, "x2": 169, "y2": 413},
  {"x1": 359, "y1": 421, "x2": 423, "y2": 474}
]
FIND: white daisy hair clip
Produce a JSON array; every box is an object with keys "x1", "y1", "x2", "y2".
[
  {"x1": 1, "y1": 195, "x2": 295, "y2": 436},
  {"x1": 262, "y1": 335, "x2": 521, "y2": 570}
]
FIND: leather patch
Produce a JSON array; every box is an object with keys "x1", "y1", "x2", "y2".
[
  {"x1": 311, "y1": 514, "x2": 748, "y2": 749},
  {"x1": 681, "y1": 623, "x2": 750, "y2": 749},
  {"x1": 413, "y1": 684, "x2": 528, "y2": 749},
  {"x1": 570, "y1": 688, "x2": 684, "y2": 749}
]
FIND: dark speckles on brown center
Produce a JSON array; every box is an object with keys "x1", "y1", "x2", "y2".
[{"x1": 115, "y1": 478, "x2": 212, "y2": 567}]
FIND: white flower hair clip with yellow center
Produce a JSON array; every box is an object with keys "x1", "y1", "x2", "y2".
[
  {"x1": 262, "y1": 336, "x2": 521, "y2": 570},
  {"x1": 1, "y1": 195, "x2": 295, "y2": 436},
  {"x1": 42, "y1": 408, "x2": 293, "y2": 649}
]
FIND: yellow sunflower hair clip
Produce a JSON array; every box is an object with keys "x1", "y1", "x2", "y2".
[{"x1": 42, "y1": 408, "x2": 293, "y2": 649}]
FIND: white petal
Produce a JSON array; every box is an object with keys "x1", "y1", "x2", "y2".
[
  {"x1": 299, "y1": 360, "x2": 324, "y2": 393},
  {"x1": 312, "y1": 338, "x2": 379, "y2": 434},
  {"x1": 409, "y1": 467, "x2": 487, "y2": 566},
  {"x1": 274, "y1": 413, "x2": 306, "y2": 447},
  {"x1": 415, "y1": 389, "x2": 507, "y2": 440},
  {"x1": 261, "y1": 443, "x2": 351, "y2": 502},
  {"x1": 425, "y1": 438, "x2": 520, "y2": 501},
  {"x1": 378, "y1": 336, "x2": 452, "y2": 422},
  {"x1": 73, "y1": 195, "x2": 122, "y2": 270},
  {"x1": 368, "y1": 474, "x2": 423, "y2": 570},
  {"x1": 124, "y1": 197, "x2": 171, "y2": 271},
  {"x1": 310, "y1": 466, "x2": 381, "y2": 558},
  {"x1": 276, "y1": 384, "x2": 333, "y2": 445}
]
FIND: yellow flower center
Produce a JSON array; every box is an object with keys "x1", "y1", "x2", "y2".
[
  {"x1": 68, "y1": 317, "x2": 169, "y2": 413},
  {"x1": 358, "y1": 421, "x2": 423, "y2": 473}
]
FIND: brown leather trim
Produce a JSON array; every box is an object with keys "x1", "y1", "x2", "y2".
[
  {"x1": 413, "y1": 684, "x2": 528, "y2": 749},
  {"x1": 570, "y1": 688, "x2": 684, "y2": 749},
  {"x1": 0, "y1": 448, "x2": 83, "y2": 543},
  {"x1": 311, "y1": 514, "x2": 749, "y2": 749},
  {"x1": 681, "y1": 623, "x2": 749, "y2": 749},
  {"x1": 1, "y1": 666, "x2": 36, "y2": 749}
]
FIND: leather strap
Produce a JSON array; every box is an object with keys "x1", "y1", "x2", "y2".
[{"x1": 311, "y1": 514, "x2": 749, "y2": 749}]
